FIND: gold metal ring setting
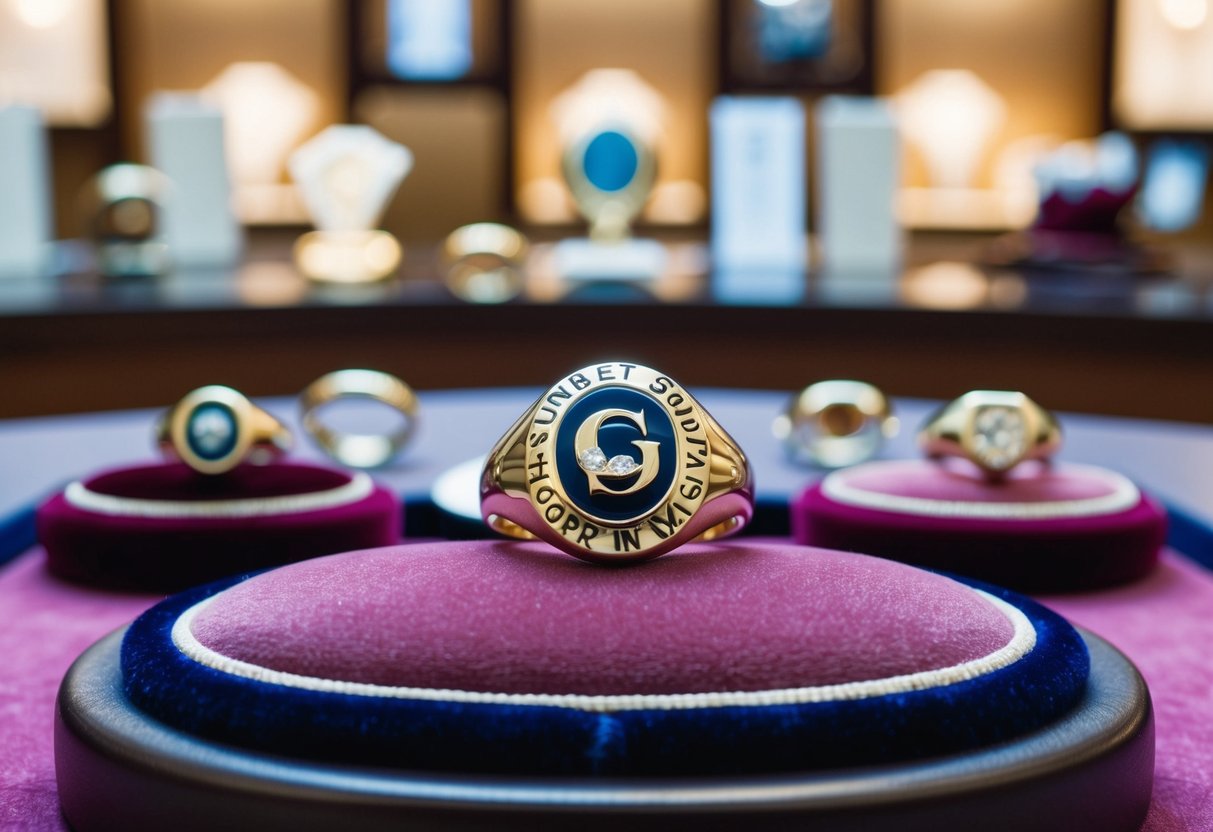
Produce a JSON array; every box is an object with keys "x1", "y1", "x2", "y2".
[
  {"x1": 299, "y1": 369, "x2": 419, "y2": 469},
  {"x1": 481, "y1": 362, "x2": 754, "y2": 564},
  {"x1": 918, "y1": 390, "x2": 1061, "y2": 478},
  {"x1": 156, "y1": 385, "x2": 292, "y2": 475},
  {"x1": 773, "y1": 380, "x2": 899, "y2": 468}
]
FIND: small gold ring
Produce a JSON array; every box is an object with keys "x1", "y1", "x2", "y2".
[
  {"x1": 155, "y1": 386, "x2": 291, "y2": 475},
  {"x1": 442, "y1": 222, "x2": 529, "y2": 304},
  {"x1": 918, "y1": 391, "x2": 1061, "y2": 478},
  {"x1": 480, "y1": 362, "x2": 754, "y2": 564},
  {"x1": 299, "y1": 370, "x2": 419, "y2": 469},
  {"x1": 773, "y1": 380, "x2": 899, "y2": 468}
]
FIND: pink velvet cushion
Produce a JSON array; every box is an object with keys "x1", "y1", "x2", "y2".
[
  {"x1": 37, "y1": 462, "x2": 400, "y2": 591},
  {"x1": 792, "y1": 460, "x2": 1166, "y2": 592},
  {"x1": 836, "y1": 459, "x2": 1124, "y2": 503},
  {"x1": 189, "y1": 540, "x2": 1015, "y2": 696}
]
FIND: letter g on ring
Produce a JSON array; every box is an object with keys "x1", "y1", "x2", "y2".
[{"x1": 574, "y1": 408, "x2": 660, "y2": 496}]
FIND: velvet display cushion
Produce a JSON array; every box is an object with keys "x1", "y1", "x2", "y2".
[
  {"x1": 120, "y1": 539, "x2": 1089, "y2": 777},
  {"x1": 37, "y1": 462, "x2": 400, "y2": 591},
  {"x1": 791, "y1": 460, "x2": 1166, "y2": 592}
]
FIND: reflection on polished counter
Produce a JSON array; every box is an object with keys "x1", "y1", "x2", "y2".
[
  {"x1": 3, "y1": 229, "x2": 1213, "y2": 423},
  {"x1": 2, "y1": 229, "x2": 1212, "y2": 318}
]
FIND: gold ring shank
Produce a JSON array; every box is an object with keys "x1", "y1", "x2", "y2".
[{"x1": 300, "y1": 370, "x2": 419, "y2": 469}]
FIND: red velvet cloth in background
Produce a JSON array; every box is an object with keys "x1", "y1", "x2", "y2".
[
  {"x1": 2, "y1": 545, "x2": 1212, "y2": 830},
  {"x1": 793, "y1": 461, "x2": 1166, "y2": 592},
  {"x1": 36, "y1": 463, "x2": 401, "y2": 591}
]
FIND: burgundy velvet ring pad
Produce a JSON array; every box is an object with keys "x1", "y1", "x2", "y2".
[
  {"x1": 56, "y1": 540, "x2": 1153, "y2": 831},
  {"x1": 792, "y1": 460, "x2": 1166, "y2": 591},
  {"x1": 36, "y1": 461, "x2": 400, "y2": 591}
]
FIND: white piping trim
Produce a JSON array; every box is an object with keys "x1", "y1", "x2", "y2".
[
  {"x1": 821, "y1": 463, "x2": 1140, "y2": 520},
  {"x1": 169, "y1": 590, "x2": 1035, "y2": 713},
  {"x1": 64, "y1": 473, "x2": 375, "y2": 519}
]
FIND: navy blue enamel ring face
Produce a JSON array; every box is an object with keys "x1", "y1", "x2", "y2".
[
  {"x1": 186, "y1": 402, "x2": 240, "y2": 463},
  {"x1": 481, "y1": 363, "x2": 754, "y2": 563},
  {"x1": 157, "y1": 386, "x2": 292, "y2": 476}
]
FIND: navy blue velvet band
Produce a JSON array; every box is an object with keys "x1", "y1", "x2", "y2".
[{"x1": 120, "y1": 575, "x2": 1089, "y2": 777}]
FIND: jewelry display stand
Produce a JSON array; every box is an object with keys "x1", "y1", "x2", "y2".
[
  {"x1": 792, "y1": 460, "x2": 1166, "y2": 591},
  {"x1": 56, "y1": 539, "x2": 1152, "y2": 831},
  {"x1": 36, "y1": 461, "x2": 400, "y2": 591},
  {"x1": 551, "y1": 236, "x2": 668, "y2": 282}
]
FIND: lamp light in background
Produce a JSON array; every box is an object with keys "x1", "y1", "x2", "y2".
[
  {"x1": 201, "y1": 62, "x2": 319, "y2": 225},
  {"x1": 894, "y1": 69, "x2": 1018, "y2": 230},
  {"x1": 1158, "y1": 0, "x2": 1208, "y2": 30},
  {"x1": 0, "y1": 0, "x2": 110, "y2": 127},
  {"x1": 897, "y1": 70, "x2": 1005, "y2": 191},
  {"x1": 10, "y1": 0, "x2": 71, "y2": 29},
  {"x1": 1115, "y1": 0, "x2": 1213, "y2": 131},
  {"x1": 550, "y1": 69, "x2": 664, "y2": 153},
  {"x1": 288, "y1": 125, "x2": 413, "y2": 284},
  {"x1": 900, "y1": 261, "x2": 991, "y2": 311}
]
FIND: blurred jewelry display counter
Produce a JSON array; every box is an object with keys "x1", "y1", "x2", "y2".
[{"x1": 2, "y1": 231, "x2": 1212, "y2": 422}]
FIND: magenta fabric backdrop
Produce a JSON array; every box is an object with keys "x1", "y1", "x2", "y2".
[{"x1": 2, "y1": 543, "x2": 1212, "y2": 830}]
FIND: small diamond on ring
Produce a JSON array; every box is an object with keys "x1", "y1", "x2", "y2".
[
  {"x1": 607, "y1": 454, "x2": 639, "y2": 475},
  {"x1": 578, "y1": 447, "x2": 608, "y2": 472}
]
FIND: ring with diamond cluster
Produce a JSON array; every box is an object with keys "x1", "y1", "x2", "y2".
[
  {"x1": 481, "y1": 362, "x2": 754, "y2": 564},
  {"x1": 156, "y1": 386, "x2": 292, "y2": 475},
  {"x1": 918, "y1": 390, "x2": 1061, "y2": 478}
]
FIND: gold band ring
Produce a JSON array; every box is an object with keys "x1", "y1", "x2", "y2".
[
  {"x1": 773, "y1": 380, "x2": 899, "y2": 468},
  {"x1": 480, "y1": 362, "x2": 753, "y2": 564},
  {"x1": 299, "y1": 370, "x2": 419, "y2": 469},
  {"x1": 918, "y1": 390, "x2": 1061, "y2": 478},
  {"x1": 442, "y1": 222, "x2": 529, "y2": 304},
  {"x1": 156, "y1": 385, "x2": 291, "y2": 475}
]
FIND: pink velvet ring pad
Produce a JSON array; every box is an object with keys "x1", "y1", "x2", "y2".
[
  {"x1": 114, "y1": 540, "x2": 1091, "y2": 776},
  {"x1": 792, "y1": 460, "x2": 1166, "y2": 592},
  {"x1": 36, "y1": 461, "x2": 400, "y2": 591}
]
